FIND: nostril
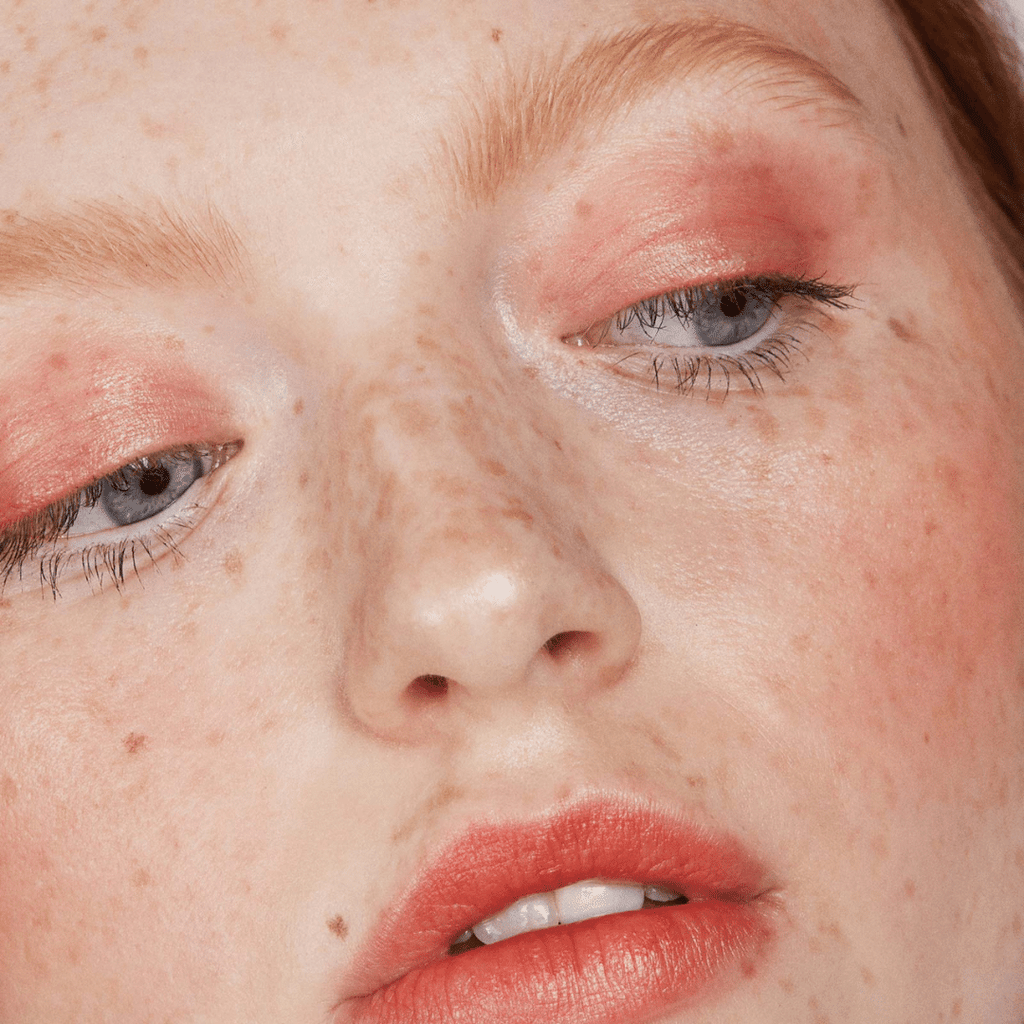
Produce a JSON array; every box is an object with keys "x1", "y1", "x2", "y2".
[
  {"x1": 543, "y1": 631, "x2": 595, "y2": 661},
  {"x1": 410, "y1": 674, "x2": 449, "y2": 698}
]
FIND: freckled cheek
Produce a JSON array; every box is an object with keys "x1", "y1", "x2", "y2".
[{"x1": 812, "y1": 421, "x2": 1024, "y2": 783}]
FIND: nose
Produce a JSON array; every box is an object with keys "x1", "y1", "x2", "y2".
[{"x1": 339, "y1": 453, "x2": 642, "y2": 741}]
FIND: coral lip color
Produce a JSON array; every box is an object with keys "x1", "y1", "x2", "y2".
[{"x1": 335, "y1": 792, "x2": 782, "y2": 1024}]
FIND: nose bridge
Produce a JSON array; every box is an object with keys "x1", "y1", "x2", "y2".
[
  {"x1": 357, "y1": 362, "x2": 579, "y2": 634},
  {"x1": 337, "y1": 341, "x2": 642, "y2": 730}
]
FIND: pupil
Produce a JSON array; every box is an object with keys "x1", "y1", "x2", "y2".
[
  {"x1": 720, "y1": 291, "x2": 748, "y2": 317},
  {"x1": 139, "y1": 464, "x2": 171, "y2": 496}
]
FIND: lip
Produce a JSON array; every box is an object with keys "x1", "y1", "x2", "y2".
[{"x1": 336, "y1": 791, "x2": 782, "y2": 1024}]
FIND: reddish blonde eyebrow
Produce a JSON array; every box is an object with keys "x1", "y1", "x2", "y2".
[
  {"x1": 0, "y1": 199, "x2": 252, "y2": 298},
  {"x1": 434, "y1": 18, "x2": 868, "y2": 209}
]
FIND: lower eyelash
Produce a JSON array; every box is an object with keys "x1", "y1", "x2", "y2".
[
  {"x1": 621, "y1": 325, "x2": 812, "y2": 400},
  {"x1": 31, "y1": 503, "x2": 204, "y2": 602}
]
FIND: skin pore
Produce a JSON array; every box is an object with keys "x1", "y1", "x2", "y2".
[{"x1": 0, "y1": 0, "x2": 1023, "y2": 1021}]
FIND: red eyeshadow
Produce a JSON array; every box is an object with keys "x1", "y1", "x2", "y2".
[
  {"x1": 0, "y1": 348, "x2": 235, "y2": 529},
  {"x1": 532, "y1": 133, "x2": 872, "y2": 329}
]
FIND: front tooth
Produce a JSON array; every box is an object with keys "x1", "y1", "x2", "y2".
[
  {"x1": 553, "y1": 878, "x2": 645, "y2": 925},
  {"x1": 472, "y1": 892, "x2": 558, "y2": 945},
  {"x1": 644, "y1": 884, "x2": 683, "y2": 902}
]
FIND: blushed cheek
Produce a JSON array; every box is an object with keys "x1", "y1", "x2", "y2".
[{"x1": 810, "y1": 315, "x2": 1024, "y2": 802}]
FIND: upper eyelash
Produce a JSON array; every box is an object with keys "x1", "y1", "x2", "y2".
[
  {"x1": 608, "y1": 273, "x2": 857, "y2": 337},
  {"x1": 0, "y1": 439, "x2": 242, "y2": 601},
  {"x1": 569, "y1": 272, "x2": 860, "y2": 398}
]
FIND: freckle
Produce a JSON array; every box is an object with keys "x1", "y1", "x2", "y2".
[
  {"x1": 686, "y1": 775, "x2": 706, "y2": 788},
  {"x1": 1012, "y1": 913, "x2": 1021, "y2": 936},
  {"x1": 415, "y1": 250, "x2": 430, "y2": 266},
  {"x1": 132, "y1": 867, "x2": 153, "y2": 887},
  {"x1": 491, "y1": 27, "x2": 503, "y2": 42},
  {"x1": 575, "y1": 199, "x2": 593, "y2": 219},
  {"x1": 888, "y1": 317, "x2": 918, "y2": 344},
  {"x1": 90, "y1": 25, "x2": 108, "y2": 42},
  {"x1": 293, "y1": 397, "x2": 305, "y2": 416},
  {"x1": 205, "y1": 729, "x2": 226, "y2": 747},
  {"x1": 951, "y1": 996, "x2": 962, "y2": 1019},
  {"x1": 902, "y1": 878, "x2": 917, "y2": 898},
  {"x1": 164, "y1": 336, "x2": 185, "y2": 352},
  {"x1": 328, "y1": 914, "x2": 348, "y2": 939},
  {"x1": 923, "y1": 732, "x2": 930, "y2": 744},
  {"x1": 33, "y1": 75, "x2": 50, "y2": 94},
  {"x1": 1, "y1": 774, "x2": 17, "y2": 803},
  {"x1": 47, "y1": 352, "x2": 68, "y2": 370},
  {"x1": 49, "y1": 130, "x2": 62, "y2": 144},
  {"x1": 298, "y1": 470, "x2": 309, "y2": 489},
  {"x1": 0, "y1": 61, "x2": 9, "y2": 74},
  {"x1": 133, "y1": 45, "x2": 148, "y2": 66},
  {"x1": 123, "y1": 732, "x2": 148, "y2": 754},
  {"x1": 269, "y1": 20, "x2": 290, "y2": 42},
  {"x1": 860, "y1": 965, "x2": 875, "y2": 986},
  {"x1": 779, "y1": 976, "x2": 795, "y2": 994},
  {"x1": 141, "y1": 118, "x2": 167, "y2": 139},
  {"x1": 483, "y1": 459, "x2": 507, "y2": 477},
  {"x1": 223, "y1": 549, "x2": 244, "y2": 577},
  {"x1": 23, "y1": 35, "x2": 37, "y2": 52},
  {"x1": 503, "y1": 505, "x2": 534, "y2": 526}
]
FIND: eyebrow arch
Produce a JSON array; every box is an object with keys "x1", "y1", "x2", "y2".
[
  {"x1": 0, "y1": 199, "x2": 253, "y2": 300},
  {"x1": 434, "y1": 17, "x2": 870, "y2": 210}
]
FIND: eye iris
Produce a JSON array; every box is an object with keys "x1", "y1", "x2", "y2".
[
  {"x1": 694, "y1": 287, "x2": 774, "y2": 348},
  {"x1": 100, "y1": 455, "x2": 203, "y2": 528}
]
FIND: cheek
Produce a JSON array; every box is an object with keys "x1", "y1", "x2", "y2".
[{"x1": 800, "y1": 314, "x2": 1024, "y2": 797}]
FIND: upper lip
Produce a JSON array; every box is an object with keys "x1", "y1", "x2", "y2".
[{"x1": 339, "y1": 788, "x2": 778, "y2": 999}]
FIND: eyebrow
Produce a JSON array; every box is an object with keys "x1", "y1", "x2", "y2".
[
  {"x1": 433, "y1": 17, "x2": 870, "y2": 209},
  {"x1": 0, "y1": 199, "x2": 253, "y2": 300}
]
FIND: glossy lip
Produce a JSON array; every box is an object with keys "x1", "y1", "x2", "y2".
[{"x1": 335, "y1": 790, "x2": 783, "y2": 1023}]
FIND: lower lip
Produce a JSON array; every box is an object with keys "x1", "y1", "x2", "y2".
[{"x1": 343, "y1": 897, "x2": 775, "y2": 1024}]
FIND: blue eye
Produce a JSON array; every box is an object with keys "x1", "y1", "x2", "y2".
[
  {"x1": 0, "y1": 439, "x2": 243, "y2": 602},
  {"x1": 691, "y1": 288, "x2": 775, "y2": 348},
  {"x1": 564, "y1": 273, "x2": 859, "y2": 397},
  {"x1": 74, "y1": 452, "x2": 206, "y2": 531}
]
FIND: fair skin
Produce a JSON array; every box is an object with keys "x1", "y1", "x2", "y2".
[{"x1": 0, "y1": 0, "x2": 1022, "y2": 1021}]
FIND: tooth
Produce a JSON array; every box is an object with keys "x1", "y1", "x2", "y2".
[
  {"x1": 462, "y1": 879, "x2": 675, "y2": 949},
  {"x1": 472, "y1": 892, "x2": 558, "y2": 945},
  {"x1": 553, "y1": 878, "x2": 645, "y2": 924},
  {"x1": 644, "y1": 884, "x2": 683, "y2": 902}
]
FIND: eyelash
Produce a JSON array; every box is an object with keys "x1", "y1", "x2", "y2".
[
  {"x1": 565, "y1": 272, "x2": 859, "y2": 398},
  {"x1": 0, "y1": 439, "x2": 243, "y2": 602}
]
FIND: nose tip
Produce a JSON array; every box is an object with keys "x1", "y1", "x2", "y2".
[{"x1": 341, "y1": 523, "x2": 643, "y2": 738}]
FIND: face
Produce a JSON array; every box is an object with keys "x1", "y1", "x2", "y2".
[{"x1": 0, "y1": 0, "x2": 1022, "y2": 1021}]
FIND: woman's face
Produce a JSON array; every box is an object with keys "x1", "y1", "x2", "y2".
[{"x1": 1, "y1": 0, "x2": 1023, "y2": 1021}]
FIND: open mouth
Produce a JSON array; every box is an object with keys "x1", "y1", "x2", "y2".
[
  {"x1": 336, "y1": 792, "x2": 783, "y2": 1024},
  {"x1": 446, "y1": 878, "x2": 689, "y2": 955}
]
